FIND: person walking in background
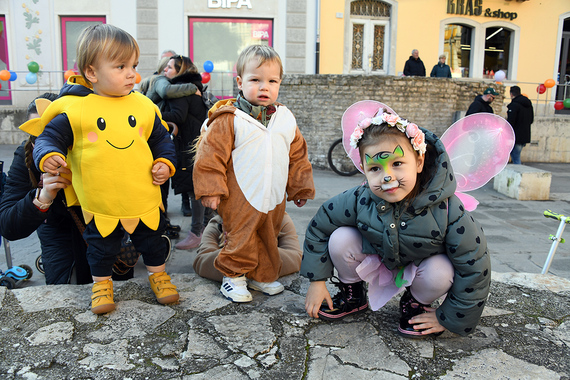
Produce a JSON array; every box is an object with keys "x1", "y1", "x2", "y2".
[
  {"x1": 465, "y1": 87, "x2": 498, "y2": 116},
  {"x1": 160, "y1": 55, "x2": 210, "y2": 250},
  {"x1": 25, "y1": 24, "x2": 178, "y2": 314},
  {"x1": 193, "y1": 45, "x2": 315, "y2": 303},
  {"x1": 507, "y1": 86, "x2": 534, "y2": 164},
  {"x1": 403, "y1": 49, "x2": 426, "y2": 77},
  {"x1": 430, "y1": 54, "x2": 452, "y2": 78}
]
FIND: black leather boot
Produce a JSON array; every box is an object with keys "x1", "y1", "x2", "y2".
[
  {"x1": 398, "y1": 287, "x2": 430, "y2": 338},
  {"x1": 318, "y1": 278, "x2": 368, "y2": 321},
  {"x1": 181, "y1": 193, "x2": 192, "y2": 217}
]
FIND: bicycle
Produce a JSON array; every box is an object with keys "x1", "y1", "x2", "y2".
[
  {"x1": 542, "y1": 210, "x2": 569, "y2": 274},
  {"x1": 327, "y1": 138, "x2": 360, "y2": 176}
]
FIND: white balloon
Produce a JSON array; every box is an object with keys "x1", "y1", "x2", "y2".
[{"x1": 494, "y1": 70, "x2": 506, "y2": 82}]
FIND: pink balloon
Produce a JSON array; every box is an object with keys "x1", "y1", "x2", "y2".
[
  {"x1": 341, "y1": 100, "x2": 397, "y2": 173},
  {"x1": 440, "y1": 113, "x2": 515, "y2": 195}
]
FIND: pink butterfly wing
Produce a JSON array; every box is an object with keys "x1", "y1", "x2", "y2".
[{"x1": 441, "y1": 113, "x2": 515, "y2": 193}]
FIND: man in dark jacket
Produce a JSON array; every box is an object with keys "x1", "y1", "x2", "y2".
[
  {"x1": 465, "y1": 87, "x2": 498, "y2": 115},
  {"x1": 430, "y1": 55, "x2": 452, "y2": 78},
  {"x1": 507, "y1": 86, "x2": 534, "y2": 164},
  {"x1": 403, "y1": 49, "x2": 426, "y2": 76}
]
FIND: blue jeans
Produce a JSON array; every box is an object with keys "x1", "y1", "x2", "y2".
[{"x1": 510, "y1": 143, "x2": 525, "y2": 164}]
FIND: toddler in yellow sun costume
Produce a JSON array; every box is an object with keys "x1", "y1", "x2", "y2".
[{"x1": 21, "y1": 24, "x2": 179, "y2": 314}]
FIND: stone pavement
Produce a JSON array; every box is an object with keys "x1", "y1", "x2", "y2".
[{"x1": 0, "y1": 144, "x2": 569, "y2": 379}]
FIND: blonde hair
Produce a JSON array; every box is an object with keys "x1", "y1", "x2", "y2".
[
  {"x1": 76, "y1": 24, "x2": 139, "y2": 83},
  {"x1": 236, "y1": 45, "x2": 283, "y2": 79}
]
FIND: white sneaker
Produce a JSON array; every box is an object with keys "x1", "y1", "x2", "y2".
[
  {"x1": 220, "y1": 275, "x2": 252, "y2": 302},
  {"x1": 248, "y1": 279, "x2": 284, "y2": 295}
]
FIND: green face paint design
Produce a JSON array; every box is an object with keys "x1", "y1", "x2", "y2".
[{"x1": 364, "y1": 145, "x2": 405, "y2": 171}]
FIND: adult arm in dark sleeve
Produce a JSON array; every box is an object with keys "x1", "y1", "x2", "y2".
[
  {"x1": 403, "y1": 60, "x2": 411, "y2": 76},
  {"x1": 465, "y1": 101, "x2": 482, "y2": 116},
  {"x1": 0, "y1": 143, "x2": 50, "y2": 240},
  {"x1": 430, "y1": 65, "x2": 437, "y2": 77}
]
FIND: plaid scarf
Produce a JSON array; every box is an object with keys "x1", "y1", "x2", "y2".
[{"x1": 234, "y1": 92, "x2": 276, "y2": 127}]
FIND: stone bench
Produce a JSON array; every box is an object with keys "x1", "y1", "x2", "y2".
[{"x1": 493, "y1": 164, "x2": 551, "y2": 200}]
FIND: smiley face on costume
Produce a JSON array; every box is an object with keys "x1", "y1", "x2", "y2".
[{"x1": 86, "y1": 114, "x2": 145, "y2": 150}]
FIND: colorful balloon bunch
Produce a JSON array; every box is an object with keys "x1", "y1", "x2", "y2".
[
  {"x1": 201, "y1": 60, "x2": 214, "y2": 84},
  {"x1": 0, "y1": 69, "x2": 18, "y2": 89}
]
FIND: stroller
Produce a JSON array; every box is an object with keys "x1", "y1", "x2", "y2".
[{"x1": 0, "y1": 161, "x2": 33, "y2": 288}]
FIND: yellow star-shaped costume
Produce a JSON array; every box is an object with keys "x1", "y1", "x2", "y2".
[{"x1": 20, "y1": 76, "x2": 175, "y2": 237}]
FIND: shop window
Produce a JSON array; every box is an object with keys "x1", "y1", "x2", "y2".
[
  {"x1": 61, "y1": 16, "x2": 105, "y2": 72},
  {"x1": 189, "y1": 18, "x2": 273, "y2": 98},
  {"x1": 0, "y1": 15, "x2": 11, "y2": 104},
  {"x1": 349, "y1": 0, "x2": 390, "y2": 74},
  {"x1": 483, "y1": 27, "x2": 511, "y2": 80},
  {"x1": 555, "y1": 17, "x2": 570, "y2": 114},
  {"x1": 444, "y1": 24, "x2": 472, "y2": 78}
]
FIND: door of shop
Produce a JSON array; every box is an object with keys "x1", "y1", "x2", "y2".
[{"x1": 555, "y1": 26, "x2": 570, "y2": 115}]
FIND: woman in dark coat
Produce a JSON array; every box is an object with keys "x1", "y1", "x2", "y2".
[{"x1": 161, "y1": 55, "x2": 209, "y2": 250}]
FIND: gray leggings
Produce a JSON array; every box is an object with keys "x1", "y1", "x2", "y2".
[{"x1": 329, "y1": 227, "x2": 454, "y2": 305}]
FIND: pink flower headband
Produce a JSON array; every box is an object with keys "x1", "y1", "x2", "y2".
[{"x1": 350, "y1": 110, "x2": 427, "y2": 156}]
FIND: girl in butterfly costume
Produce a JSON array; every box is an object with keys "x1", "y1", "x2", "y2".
[
  {"x1": 302, "y1": 101, "x2": 491, "y2": 337},
  {"x1": 21, "y1": 24, "x2": 179, "y2": 314}
]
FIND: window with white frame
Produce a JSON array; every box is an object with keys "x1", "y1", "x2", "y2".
[
  {"x1": 483, "y1": 26, "x2": 512, "y2": 80},
  {"x1": 444, "y1": 24, "x2": 473, "y2": 78},
  {"x1": 349, "y1": 0, "x2": 390, "y2": 74}
]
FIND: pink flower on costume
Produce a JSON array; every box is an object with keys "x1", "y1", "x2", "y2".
[
  {"x1": 350, "y1": 127, "x2": 364, "y2": 149},
  {"x1": 384, "y1": 114, "x2": 400, "y2": 127},
  {"x1": 412, "y1": 131, "x2": 427, "y2": 155},
  {"x1": 406, "y1": 123, "x2": 420, "y2": 138}
]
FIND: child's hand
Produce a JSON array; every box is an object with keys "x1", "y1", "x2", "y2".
[
  {"x1": 408, "y1": 306, "x2": 446, "y2": 335},
  {"x1": 201, "y1": 196, "x2": 220, "y2": 210},
  {"x1": 305, "y1": 281, "x2": 332, "y2": 319},
  {"x1": 294, "y1": 199, "x2": 307, "y2": 207},
  {"x1": 43, "y1": 156, "x2": 67, "y2": 176},
  {"x1": 152, "y1": 162, "x2": 170, "y2": 185}
]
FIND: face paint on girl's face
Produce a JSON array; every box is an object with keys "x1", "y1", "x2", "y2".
[
  {"x1": 364, "y1": 145, "x2": 404, "y2": 168},
  {"x1": 361, "y1": 137, "x2": 424, "y2": 203}
]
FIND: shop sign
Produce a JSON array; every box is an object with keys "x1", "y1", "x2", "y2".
[
  {"x1": 446, "y1": 0, "x2": 518, "y2": 21},
  {"x1": 252, "y1": 24, "x2": 270, "y2": 40},
  {"x1": 208, "y1": 0, "x2": 252, "y2": 9}
]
